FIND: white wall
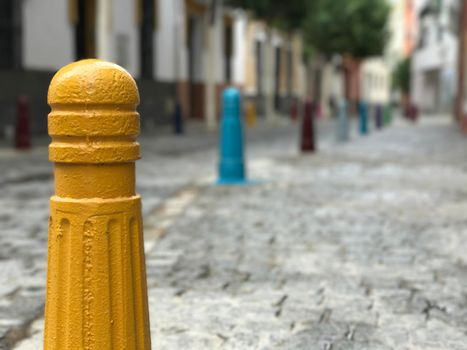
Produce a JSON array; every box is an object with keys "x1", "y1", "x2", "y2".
[
  {"x1": 292, "y1": 33, "x2": 306, "y2": 99},
  {"x1": 22, "y1": 0, "x2": 74, "y2": 70},
  {"x1": 319, "y1": 63, "x2": 334, "y2": 117},
  {"x1": 232, "y1": 11, "x2": 247, "y2": 85},
  {"x1": 214, "y1": 5, "x2": 225, "y2": 84},
  {"x1": 156, "y1": 0, "x2": 182, "y2": 81},
  {"x1": 319, "y1": 57, "x2": 345, "y2": 118},
  {"x1": 411, "y1": 0, "x2": 458, "y2": 112},
  {"x1": 191, "y1": 16, "x2": 205, "y2": 82},
  {"x1": 20, "y1": 0, "x2": 304, "y2": 95},
  {"x1": 253, "y1": 24, "x2": 267, "y2": 95},
  {"x1": 360, "y1": 58, "x2": 390, "y2": 104},
  {"x1": 112, "y1": 0, "x2": 139, "y2": 76},
  {"x1": 22, "y1": 0, "x2": 138, "y2": 75}
]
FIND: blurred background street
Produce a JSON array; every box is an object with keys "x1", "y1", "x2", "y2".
[{"x1": 2, "y1": 0, "x2": 467, "y2": 349}]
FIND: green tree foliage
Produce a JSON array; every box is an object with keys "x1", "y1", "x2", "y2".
[
  {"x1": 225, "y1": 0, "x2": 308, "y2": 30},
  {"x1": 227, "y1": 0, "x2": 390, "y2": 60},
  {"x1": 305, "y1": 0, "x2": 390, "y2": 59},
  {"x1": 392, "y1": 57, "x2": 411, "y2": 94}
]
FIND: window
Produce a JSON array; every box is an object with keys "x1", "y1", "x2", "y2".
[
  {"x1": 256, "y1": 40, "x2": 263, "y2": 94},
  {"x1": 224, "y1": 22, "x2": 233, "y2": 82},
  {"x1": 449, "y1": 4, "x2": 460, "y2": 35},
  {"x1": 0, "y1": 0, "x2": 21, "y2": 69},
  {"x1": 140, "y1": 0, "x2": 155, "y2": 79},
  {"x1": 75, "y1": 0, "x2": 96, "y2": 59}
]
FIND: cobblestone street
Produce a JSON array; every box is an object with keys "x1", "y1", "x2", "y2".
[{"x1": 3, "y1": 116, "x2": 467, "y2": 349}]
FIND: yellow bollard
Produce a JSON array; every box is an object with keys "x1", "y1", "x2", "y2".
[
  {"x1": 44, "y1": 59, "x2": 151, "y2": 349},
  {"x1": 245, "y1": 101, "x2": 257, "y2": 128}
]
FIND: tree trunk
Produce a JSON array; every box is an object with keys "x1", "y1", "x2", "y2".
[{"x1": 343, "y1": 55, "x2": 361, "y2": 113}]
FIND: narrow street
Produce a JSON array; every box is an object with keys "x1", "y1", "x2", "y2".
[
  {"x1": 0, "y1": 0, "x2": 464, "y2": 348},
  {"x1": 1, "y1": 115, "x2": 465, "y2": 349}
]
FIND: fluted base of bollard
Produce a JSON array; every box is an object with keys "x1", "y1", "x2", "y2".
[
  {"x1": 44, "y1": 196, "x2": 151, "y2": 350},
  {"x1": 217, "y1": 179, "x2": 247, "y2": 185},
  {"x1": 216, "y1": 178, "x2": 261, "y2": 186}
]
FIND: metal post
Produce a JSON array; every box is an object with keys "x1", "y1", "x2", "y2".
[
  {"x1": 44, "y1": 59, "x2": 151, "y2": 349},
  {"x1": 218, "y1": 87, "x2": 247, "y2": 184},
  {"x1": 358, "y1": 100, "x2": 369, "y2": 135},
  {"x1": 15, "y1": 95, "x2": 31, "y2": 150},
  {"x1": 300, "y1": 100, "x2": 316, "y2": 152}
]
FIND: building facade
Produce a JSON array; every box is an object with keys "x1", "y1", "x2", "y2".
[
  {"x1": 360, "y1": 58, "x2": 391, "y2": 106},
  {"x1": 0, "y1": 0, "x2": 307, "y2": 137},
  {"x1": 386, "y1": 0, "x2": 416, "y2": 70},
  {"x1": 412, "y1": 0, "x2": 460, "y2": 114}
]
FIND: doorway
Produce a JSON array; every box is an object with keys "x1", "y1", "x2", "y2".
[
  {"x1": 274, "y1": 46, "x2": 281, "y2": 111},
  {"x1": 286, "y1": 48, "x2": 293, "y2": 98},
  {"x1": 0, "y1": 0, "x2": 21, "y2": 69},
  {"x1": 224, "y1": 21, "x2": 233, "y2": 83},
  {"x1": 187, "y1": 15, "x2": 204, "y2": 119},
  {"x1": 140, "y1": 0, "x2": 155, "y2": 79},
  {"x1": 75, "y1": 0, "x2": 96, "y2": 59},
  {"x1": 255, "y1": 40, "x2": 264, "y2": 96}
]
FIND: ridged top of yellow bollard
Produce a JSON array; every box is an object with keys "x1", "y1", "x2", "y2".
[
  {"x1": 48, "y1": 59, "x2": 139, "y2": 106},
  {"x1": 48, "y1": 59, "x2": 141, "y2": 164}
]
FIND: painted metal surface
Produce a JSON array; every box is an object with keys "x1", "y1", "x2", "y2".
[
  {"x1": 300, "y1": 100, "x2": 316, "y2": 153},
  {"x1": 173, "y1": 100, "x2": 184, "y2": 135},
  {"x1": 290, "y1": 99, "x2": 298, "y2": 121},
  {"x1": 337, "y1": 99, "x2": 349, "y2": 142},
  {"x1": 15, "y1": 95, "x2": 32, "y2": 150},
  {"x1": 44, "y1": 59, "x2": 151, "y2": 350},
  {"x1": 217, "y1": 87, "x2": 247, "y2": 185},
  {"x1": 359, "y1": 101, "x2": 369, "y2": 135},
  {"x1": 375, "y1": 104, "x2": 383, "y2": 129},
  {"x1": 245, "y1": 100, "x2": 257, "y2": 128}
]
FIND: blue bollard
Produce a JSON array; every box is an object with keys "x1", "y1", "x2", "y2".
[
  {"x1": 375, "y1": 104, "x2": 383, "y2": 129},
  {"x1": 336, "y1": 99, "x2": 349, "y2": 142},
  {"x1": 358, "y1": 101, "x2": 369, "y2": 135},
  {"x1": 173, "y1": 100, "x2": 184, "y2": 135},
  {"x1": 217, "y1": 87, "x2": 247, "y2": 185}
]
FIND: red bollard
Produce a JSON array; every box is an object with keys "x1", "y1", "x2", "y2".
[
  {"x1": 15, "y1": 96, "x2": 31, "y2": 150},
  {"x1": 408, "y1": 104, "x2": 419, "y2": 123},
  {"x1": 300, "y1": 100, "x2": 316, "y2": 153}
]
